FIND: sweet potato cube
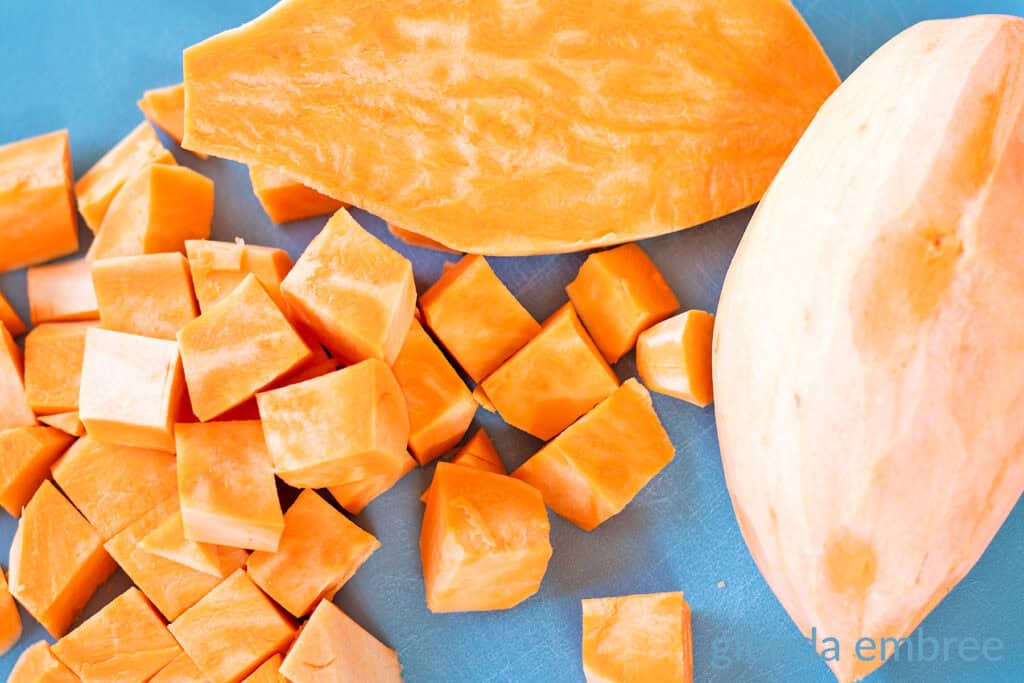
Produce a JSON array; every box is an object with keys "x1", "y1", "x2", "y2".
[
  {"x1": 393, "y1": 319, "x2": 475, "y2": 465},
  {"x1": 280, "y1": 210, "x2": 415, "y2": 364},
  {"x1": 472, "y1": 384, "x2": 496, "y2": 413},
  {"x1": 0, "y1": 291, "x2": 26, "y2": 336},
  {"x1": 420, "y1": 255, "x2": 540, "y2": 382},
  {"x1": 327, "y1": 452, "x2": 416, "y2": 515},
  {"x1": 178, "y1": 274, "x2": 311, "y2": 421},
  {"x1": 78, "y1": 328, "x2": 184, "y2": 452},
  {"x1": 242, "y1": 654, "x2": 283, "y2": 683},
  {"x1": 581, "y1": 592, "x2": 693, "y2": 683},
  {"x1": 513, "y1": 379, "x2": 674, "y2": 531},
  {"x1": 420, "y1": 429, "x2": 505, "y2": 503},
  {"x1": 170, "y1": 569, "x2": 296, "y2": 683},
  {"x1": 280, "y1": 600, "x2": 402, "y2": 683},
  {"x1": 27, "y1": 259, "x2": 99, "y2": 324},
  {"x1": 89, "y1": 164, "x2": 213, "y2": 260},
  {"x1": 150, "y1": 651, "x2": 207, "y2": 683},
  {"x1": 74, "y1": 121, "x2": 175, "y2": 233},
  {"x1": 248, "y1": 489, "x2": 380, "y2": 617},
  {"x1": 249, "y1": 164, "x2": 344, "y2": 224},
  {"x1": 140, "y1": 510, "x2": 226, "y2": 577},
  {"x1": 9, "y1": 481, "x2": 116, "y2": 637},
  {"x1": 185, "y1": 239, "x2": 292, "y2": 312},
  {"x1": 92, "y1": 253, "x2": 198, "y2": 340},
  {"x1": 482, "y1": 304, "x2": 618, "y2": 440},
  {"x1": 52, "y1": 588, "x2": 180, "y2": 682},
  {"x1": 421, "y1": 463, "x2": 551, "y2": 612},
  {"x1": 0, "y1": 569, "x2": 22, "y2": 656},
  {"x1": 51, "y1": 436, "x2": 177, "y2": 539},
  {"x1": 9, "y1": 642, "x2": 78, "y2": 683},
  {"x1": 24, "y1": 322, "x2": 95, "y2": 415},
  {"x1": 258, "y1": 360, "x2": 409, "y2": 488},
  {"x1": 567, "y1": 244, "x2": 680, "y2": 363},
  {"x1": 636, "y1": 310, "x2": 715, "y2": 407},
  {"x1": 0, "y1": 130, "x2": 78, "y2": 272},
  {"x1": 0, "y1": 426, "x2": 74, "y2": 516},
  {"x1": 177, "y1": 421, "x2": 284, "y2": 552},
  {"x1": 38, "y1": 412, "x2": 85, "y2": 437},
  {"x1": 0, "y1": 323, "x2": 34, "y2": 431},
  {"x1": 138, "y1": 83, "x2": 206, "y2": 159}
]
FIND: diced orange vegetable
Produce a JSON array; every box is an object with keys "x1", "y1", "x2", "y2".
[
  {"x1": 420, "y1": 255, "x2": 540, "y2": 382},
  {"x1": 581, "y1": 592, "x2": 693, "y2": 683},
  {"x1": 421, "y1": 463, "x2": 551, "y2": 612},
  {"x1": 242, "y1": 654, "x2": 283, "y2": 683},
  {"x1": 177, "y1": 421, "x2": 284, "y2": 552},
  {"x1": 280, "y1": 599, "x2": 402, "y2": 683},
  {"x1": 78, "y1": 328, "x2": 184, "y2": 452},
  {"x1": 472, "y1": 384, "x2": 495, "y2": 413},
  {"x1": 38, "y1": 412, "x2": 85, "y2": 437},
  {"x1": 27, "y1": 259, "x2": 99, "y2": 324},
  {"x1": 0, "y1": 323, "x2": 35, "y2": 431},
  {"x1": 9, "y1": 642, "x2": 79, "y2": 683},
  {"x1": 92, "y1": 253, "x2": 198, "y2": 340},
  {"x1": 185, "y1": 239, "x2": 292, "y2": 313},
  {"x1": 248, "y1": 489, "x2": 379, "y2": 617},
  {"x1": 258, "y1": 360, "x2": 409, "y2": 488},
  {"x1": 249, "y1": 163, "x2": 344, "y2": 224},
  {"x1": 89, "y1": 164, "x2": 214, "y2": 260},
  {"x1": 51, "y1": 435, "x2": 177, "y2": 540},
  {"x1": 513, "y1": 379, "x2": 674, "y2": 531},
  {"x1": 150, "y1": 651, "x2": 208, "y2": 683},
  {"x1": 566, "y1": 244, "x2": 679, "y2": 363},
  {"x1": 52, "y1": 588, "x2": 180, "y2": 682},
  {"x1": 0, "y1": 291, "x2": 26, "y2": 336},
  {"x1": 24, "y1": 321, "x2": 95, "y2": 415},
  {"x1": 140, "y1": 510, "x2": 228, "y2": 577},
  {"x1": 104, "y1": 496, "x2": 248, "y2": 621},
  {"x1": 74, "y1": 121, "x2": 176, "y2": 233},
  {"x1": 138, "y1": 83, "x2": 207, "y2": 159},
  {"x1": 388, "y1": 224, "x2": 459, "y2": 254},
  {"x1": 0, "y1": 130, "x2": 78, "y2": 272},
  {"x1": 482, "y1": 304, "x2": 618, "y2": 440},
  {"x1": 0, "y1": 426, "x2": 74, "y2": 516},
  {"x1": 0, "y1": 569, "x2": 22, "y2": 656},
  {"x1": 393, "y1": 319, "x2": 475, "y2": 465},
  {"x1": 636, "y1": 311, "x2": 715, "y2": 407},
  {"x1": 8, "y1": 481, "x2": 116, "y2": 637},
  {"x1": 280, "y1": 210, "x2": 415, "y2": 365},
  {"x1": 420, "y1": 429, "x2": 505, "y2": 503},
  {"x1": 327, "y1": 452, "x2": 416, "y2": 515},
  {"x1": 169, "y1": 569, "x2": 296, "y2": 683}
]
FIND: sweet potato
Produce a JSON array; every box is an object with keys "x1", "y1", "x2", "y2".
[
  {"x1": 388, "y1": 224, "x2": 459, "y2": 254},
  {"x1": 0, "y1": 569, "x2": 22, "y2": 656},
  {"x1": 326, "y1": 452, "x2": 417, "y2": 515},
  {"x1": 138, "y1": 83, "x2": 207, "y2": 158},
  {"x1": 248, "y1": 163, "x2": 344, "y2": 224},
  {"x1": 185, "y1": 239, "x2": 292, "y2": 313},
  {"x1": 0, "y1": 426, "x2": 74, "y2": 517},
  {"x1": 27, "y1": 259, "x2": 99, "y2": 324},
  {"x1": 0, "y1": 323, "x2": 35, "y2": 431},
  {"x1": 636, "y1": 311, "x2": 715, "y2": 407},
  {"x1": 140, "y1": 511, "x2": 229, "y2": 577},
  {"x1": 38, "y1": 412, "x2": 85, "y2": 437},
  {"x1": 150, "y1": 651, "x2": 208, "y2": 683},
  {"x1": 92, "y1": 253, "x2": 199, "y2": 340},
  {"x1": 24, "y1": 321, "x2": 95, "y2": 415},
  {"x1": 419, "y1": 428, "x2": 505, "y2": 503},
  {"x1": 9, "y1": 642, "x2": 78, "y2": 683},
  {"x1": 242, "y1": 655, "x2": 283, "y2": 683},
  {"x1": 0, "y1": 291, "x2": 26, "y2": 336}
]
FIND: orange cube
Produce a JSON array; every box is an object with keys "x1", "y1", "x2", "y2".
[
  {"x1": 52, "y1": 588, "x2": 180, "y2": 682},
  {"x1": 420, "y1": 429, "x2": 505, "y2": 503},
  {"x1": 27, "y1": 258, "x2": 99, "y2": 324},
  {"x1": 421, "y1": 463, "x2": 552, "y2": 612},
  {"x1": 74, "y1": 121, "x2": 176, "y2": 233},
  {"x1": 327, "y1": 452, "x2": 417, "y2": 515},
  {"x1": 9, "y1": 642, "x2": 78, "y2": 683},
  {"x1": 281, "y1": 209, "x2": 415, "y2": 364},
  {"x1": 177, "y1": 421, "x2": 284, "y2": 552},
  {"x1": 472, "y1": 384, "x2": 496, "y2": 413},
  {"x1": 38, "y1": 411, "x2": 85, "y2": 437},
  {"x1": 140, "y1": 510, "x2": 228, "y2": 577},
  {"x1": 0, "y1": 426, "x2": 74, "y2": 516},
  {"x1": 0, "y1": 569, "x2": 22, "y2": 656},
  {"x1": 150, "y1": 651, "x2": 207, "y2": 683},
  {"x1": 185, "y1": 239, "x2": 292, "y2": 312},
  {"x1": 0, "y1": 291, "x2": 26, "y2": 336},
  {"x1": 636, "y1": 310, "x2": 715, "y2": 407},
  {"x1": 8, "y1": 481, "x2": 116, "y2": 637},
  {"x1": 138, "y1": 83, "x2": 206, "y2": 159},
  {"x1": 0, "y1": 130, "x2": 78, "y2": 272},
  {"x1": 420, "y1": 255, "x2": 540, "y2": 382},
  {"x1": 581, "y1": 592, "x2": 693, "y2": 683},
  {"x1": 393, "y1": 319, "x2": 475, "y2": 465},
  {"x1": 566, "y1": 244, "x2": 680, "y2": 363},
  {"x1": 280, "y1": 599, "x2": 402, "y2": 683},
  {"x1": 242, "y1": 654, "x2": 283, "y2": 683},
  {"x1": 78, "y1": 328, "x2": 184, "y2": 452},
  {"x1": 248, "y1": 489, "x2": 380, "y2": 617},
  {"x1": 258, "y1": 360, "x2": 410, "y2": 488},
  {"x1": 513, "y1": 379, "x2": 674, "y2": 531},
  {"x1": 24, "y1": 321, "x2": 95, "y2": 415},
  {"x1": 89, "y1": 164, "x2": 214, "y2": 260},
  {"x1": 0, "y1": 323, "x2": 35, "y2": 431},
  {"x1": 249, "y1": 163, "x2": 345, "y2": 225},
  {"x1": 51, "y1": 436, "x2": 177, "y2": 539},
  {"x1": 169, "y1": 569, "x2": 296, "y2": 683},
  {"x1": 92, "y1": 253, "x2": 198, "y2": 340},
  {"x1": 482, "y1": 304, "x2": 618, "y2": 440}
]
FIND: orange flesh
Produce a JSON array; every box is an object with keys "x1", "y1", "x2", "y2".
[
  {"x1": 0, "y1": 290, "x2": 27, "y2": 336},
  {"x1": 636, "y1": 310, "x2": 715, "y2": 407},
  {"x1": 388, "y1": 224, "x2": 459, "y2": 254},
  {"x1": 24, "y1": 321, "x2": 95, "y2": 415},
  {"x1": 241, "y1": 654, "x2": 284, "y2": 683},
  {"x1": 420, "y1": 429, "x2": 505, "y2": 502},
  {"x1": 0, "y1": 323, "x2": 34, "y2": 431},
  {"x1": 150, "y1": 651, "x2": 208, "y2": 683},
  {"x1": 248, "y1": 163, "x2": 345, "y2": 224},
  {"x1": 0, "y1": 426, "x2": 74, "y2": 517},
  {"x1": 38, "y1": 411, "x2": 85, "y2": 437},
  {"x1": 140, "y1": 510, "x2": 228, "y2": 577},
  {"x1": 185, "y1": 239, "x2": 293, "y2": 313},
  {"x1": 0, "y1": 569, "x2": 23, "y2": 656},
  {"x1": 9, "y1": 642, "x2": 79, "y2": 683},
  {"x1": 92, "y1": 253, "x2": 199, "y2": 340},
  {"x1": 0, "y1": 129, "x2": 78, "y2": 272},
  {"x1": 26, "y1": 258, "x2": 99, "y2": 324},
  {"x1": 138, "y1": 83, "x2": 208, "y2": 158},
  {"x1": 327, "y1": 451, "x2": 417, "y2": 515},
  {"x1": 472, "y1": 384, "x2": 495, "y2": 413}
]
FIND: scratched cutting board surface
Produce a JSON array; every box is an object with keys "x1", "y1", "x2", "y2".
[{"x1": 1, "y1": 1, "x2": 1023, "y2": 681}]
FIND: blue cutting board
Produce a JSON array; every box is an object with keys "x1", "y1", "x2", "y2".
[{"x1": 1, "y1": 1, "x2": 1022, "y2": 681}]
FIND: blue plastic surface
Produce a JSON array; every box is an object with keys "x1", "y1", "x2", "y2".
[{"x1": 1, "y1": 1, "x2": 1023, "y2": 681}]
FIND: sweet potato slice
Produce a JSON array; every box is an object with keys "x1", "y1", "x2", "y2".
[
  {"x1": 138, "y1": 83, "x2": 207, "y2": 158},
  {"x1": 0, "y1": 323, "x2": 35, "y2": 431},
  {"x1": 0, "y1": 569, "x2": 22, "y2": 656},
  {"x1": 326, "y1": 451, "x2": 417, "y2": 515},
  {"x1": 150, "y1": 652, "x2": 207, "y2": 683},
  {"x1": 0, "y1": 129, "x2": 78, "y2": 272},
  {"x1": 482, "y1": 304, "x2": 618, "y2": 439},
  {"x1": 92, "y1": 253, "x2": 198, "y2": 340},
  {"x1": 0, "y1": 291, "x2": 26, "y2": 336},
  {"x1": 24, "y1": 321, "x2": 95, "y2": 415},
  {"x1": 248, "y1": 489, "x2": 379, "y2": 617},
  {"x1": 9, "y1": 642, "x2": 79, "y2": 683},
  {"x1": 38, "y1": 412, "x2": 85, "y2": 437},
  {"x1": 421, "y1": 463, "x2": 551, "y2": 612},
  {"x1": 0, "y1": 426, "x2": 74, "y2": 517},
  {"x1": 169, "y1": 569, "x2": 296, "y2": 683},
  {"x1": 249, "y1": 163, "x2": 344, "y2": 224},
  {"x1": 185, "y1": 239, "x2": 292, "y2": 312},
  {"x1": 140, "y1": 510, "x2": 228, "y2": 577},
  {"x1": 9, "y1": 481, "x2": 117, "y2": 637},
  {"x1": 280, "y1": 209, "x2": 415, "y2": 365},
  {"x1": 388, "y1": 224, "x2": 458, "y2": 254},
  {"x1": 52, "y1": 588, "x2": 180, "y2": 682},
  {"x1": 513, "y1": 379, "x2": 674, "y2": 530},
  {"x1": 27, "y1": 259, "x2": 99, "y2": 324},
  {"x1": 636, "y1": 310, "x2": 715, "y2": 407},
  {"x1": 581, "y1": 592, "x2": 693, "y2": 683},
  {"x1": 566, "y1": 244, "x2": 679, "y2": 363},
  {"x1": 242, "y1": 654, "x2": 283, "y2": 683},
  {"x1": 420, "y1": 428, "x2": 505, "y2": 502}
]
